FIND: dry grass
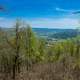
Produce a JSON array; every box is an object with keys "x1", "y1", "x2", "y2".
[{"x1": 0, "y1": 57, "x2": 80, "y2": 80}]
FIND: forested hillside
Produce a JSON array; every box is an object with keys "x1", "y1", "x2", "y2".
[
  {"x1": 0, "y1": 20, "x2": 80, "y2": 80},
  {"x1": 2, "y1": 28, "x2": 78, "y2": 40}
]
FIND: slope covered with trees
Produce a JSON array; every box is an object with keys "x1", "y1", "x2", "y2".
[{"x1": 0, "y1": 20, "x2": 80, "y2": 80}]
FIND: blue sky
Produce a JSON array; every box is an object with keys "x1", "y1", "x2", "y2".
[{"x1": 0, "y1": 0, "x2": 80, "y2": 29}]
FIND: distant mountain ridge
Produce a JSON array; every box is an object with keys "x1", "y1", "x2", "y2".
[
  {"x1": 32, "y1": 28, "x2": 78, "y2": 39},
  {"x1": 1, "y1": 27, "x2": 79, "y2": 39}
]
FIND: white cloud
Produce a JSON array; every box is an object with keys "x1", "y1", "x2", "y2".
[
  {"x1": 29, "y1": 18, "x2": 79, "y2": 29},
  {"x1": 0, "y1": 17, "x2": 79, "y2": 29},
  {"x1": 0, "y1": 18, "x2": 16, "y2": 28},
  {"x1": 55, "y1": 7, "x2": 71, "y2": 12},
  {"x1": 55, "y1": 7, "x2": 80, "y2": 15}
]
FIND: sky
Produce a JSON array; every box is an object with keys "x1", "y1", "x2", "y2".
[{"x1": 0, "y1": 0, "x2": 80, "y2": 29}]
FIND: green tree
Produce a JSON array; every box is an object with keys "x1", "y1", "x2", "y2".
[
  {"x1": 37, "y1": 38, "x2": 46, "y2": 62},
  {"x1": 6, "y1": 20, "x2": 22, "y2": 80},
  {"x1": 23, "y1": 25, "x2": 38, "y2": 70}
]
